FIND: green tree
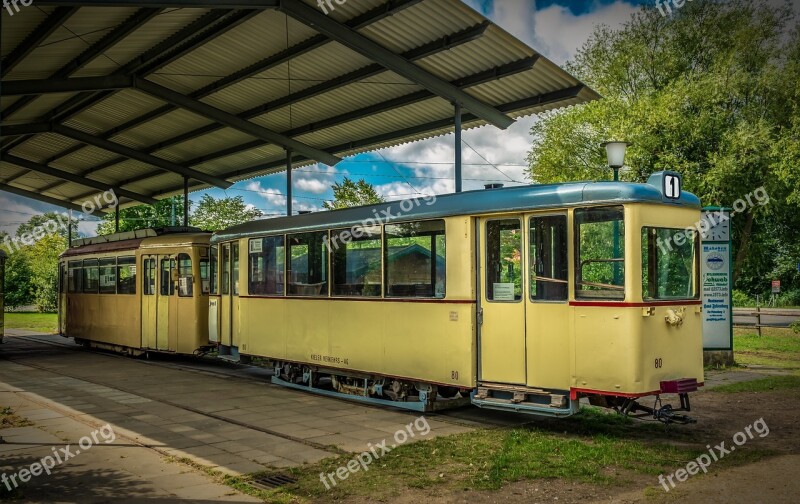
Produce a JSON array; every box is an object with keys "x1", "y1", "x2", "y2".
[
  {"x1": 15, "y1": 212, "x2": 77, "y2": 241},
  {"x1": 191, "y1": 195, "x2": 263, "y2": 231},
  {"x1": 526, "y1": 0, "x2": 799, "y2": 290},
  {"x1": 27, "y1": 233, "x2": 66, "y2": 312},
  {"x1": 97, "y1": 197, "x2": 188, "y2": 235},
  {"x1": 323, "y1": 177, "x2": 385, "y2": 210},
  {"x1": 4, "y1": 250, "x2": 34, "y2": 309}
]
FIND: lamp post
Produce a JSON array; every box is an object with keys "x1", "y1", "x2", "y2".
[{"x1": 601, "y1": 141, "x2": 630, "y2": 286}]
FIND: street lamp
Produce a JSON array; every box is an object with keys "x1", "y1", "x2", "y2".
[{"x1": 601, "y1": 141, "x2": 631, "y2": 181}]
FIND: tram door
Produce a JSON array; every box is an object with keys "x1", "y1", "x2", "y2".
[
  {"x1": 478, "y1": 216, "x2": 527, "y2": 384},
  {"x1": 219, "y1": 243, "x2": 239, "y2": 347},
  {"x1": 141, "y1": 255, "x2": 175, "y2": 351}
]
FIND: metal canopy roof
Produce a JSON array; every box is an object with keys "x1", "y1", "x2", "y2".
[{"x1": 1, "y1": 0, "x2": 599, "y2": 212}]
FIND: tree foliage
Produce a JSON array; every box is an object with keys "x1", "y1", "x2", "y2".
[
  {"x1": 526, "y1": 0, "x2": 800, "y2": 294},
  {"x1": 323, "y1": 177, "x2": 385, "y2": 210},
  {"x1": 191, "y1": 194, "x2": 263, "y2": 231},
  {"x1": 97, "y1": 197, "x2": 188, "y2": 235}
]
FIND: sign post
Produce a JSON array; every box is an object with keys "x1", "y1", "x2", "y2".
[{"x1": 700, "y1": 207, "x2": 734, "y2": 365}]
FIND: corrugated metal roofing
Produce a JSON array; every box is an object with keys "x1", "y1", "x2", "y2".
[{"x1": 1, "y1": 0, "x2": 599, "y2": 212}]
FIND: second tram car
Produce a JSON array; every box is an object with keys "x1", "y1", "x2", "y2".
[
  {"x1": 59, "y1": 228, "x2": 213, "y2": 356},
  {"x1": 209, "y1": 172, "x2": 704, "y2": 421}
]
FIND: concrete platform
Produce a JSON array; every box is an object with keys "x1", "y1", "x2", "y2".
[{"x1": 0, "y1": 331, "x2": 473, "y2": 501}]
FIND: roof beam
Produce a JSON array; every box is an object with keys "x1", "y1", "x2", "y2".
[
  {"x1": 55, "y1": 22, "x2": 488, "y2": 177},
  {"x1": 51, "y1": 124, "x2": 233, "y2": 189},
  {"x1": 2, "y1": 75, "x2": 133, "y2": 96},
  {"x1": 133, "y1": 77, "x2": 342, "y2": 166},
  {"x1": 1, "y1": 154, "x2": 160, "y2": 206},
  {"x1": 0, "y1": 122, "x2": 52, "y2": 137},
  {"x1": 65, "y1": 55, "x2": 535, "y2": 194},
  {"x1": 0, "y1": 7, "x2": 78, "y2": 78},
  {"x1": 279, "y1": 0, "x2": 514, "y2": 129},
  {"x1": 0, "y1": 182, "x2": 91, "y2": 214},
  {"x1": 41, "y1": 0, "x2": 422, "y2": 164}
]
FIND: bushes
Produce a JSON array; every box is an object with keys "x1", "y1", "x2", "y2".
[{"x1": 732, "y1": 289, "x2": 756, "y2": 307}]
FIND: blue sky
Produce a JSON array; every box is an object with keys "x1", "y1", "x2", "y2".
[{"x1": 0, "y1": 0, "x2": 643, "y2": 236}]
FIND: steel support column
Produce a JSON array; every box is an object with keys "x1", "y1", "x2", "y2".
[
  {"x1": 286, "y1": 149, "x2": 292, "y2": 217},
  {"x1": 184, "y1": 176, "x2": 190, "y2": 227},
  {"x1": 115, "y1": 205, "x2": 120, "y2": 233},
  {"x1": 454, "y1": 101, "x2": 463, "y2": 193}
]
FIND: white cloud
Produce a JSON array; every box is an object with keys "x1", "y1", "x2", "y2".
[{"x1": 295, "y1": 178, "x2": 329, "y2": 194}]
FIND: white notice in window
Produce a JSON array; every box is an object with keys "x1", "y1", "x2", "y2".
[{"x1": 493, "y1": 283, "x2": 515, "y2": 301}]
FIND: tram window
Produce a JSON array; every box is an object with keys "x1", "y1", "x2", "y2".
[
  {"x1": 384, "y1": 220, "x2": 446, "y2": 298},
  {"x1": 117, "y1": 256, "x2": 136, "y2": 294},
  {"x1": 82, "y1": 259, "x2": 99, "y2": 293},
  {"x1": 99, "y1": 258, "x2": 117, "y2": 294},
  {"x1": 486, "y1": 219, "x2": 522, "y2": 302},
  {"x1": 200, "y1": 258, "x2": 210, "y2": 295},
  {"x1": 232, "y1": 243, "x2": 240, "y2": 296},
  {"x1": 160, "y1": 258, "x2": 175, "y2": 296},
  {"x1": 249, "y1": 237, "x2": 285, "y2": 296},
  {"x1": 530, "y1": 215, "x2": 568, "y2": 301},
  {"x1": 143, "y1": 258, "x2": 156, "y2": 295},
  {"x1": 222, "y1": 245, "x2": 231, "y2": 295},
  {"x1": 642, "y1": 227, "x2": 698, "y2": 300},
  {"x1": 287, "y1": 232, "x2": 328, "y2": 296},
  {"x1": 209, "y1": 245, "x2": 218, "y2": 295},
  {"x1": 575, "y1": 206, "x2": 625, "y2": 300},
  {"x1": 68, "y1": 260, "x2": 82, "y2": 293},
  {"x1": 178, "y1": 253, "x2": 193, "y2": 297},
  {"x1": 332, "y1": 226, "x2": 382, "y2": 297}
]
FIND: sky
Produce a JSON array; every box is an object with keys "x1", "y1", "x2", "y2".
[{"x1": 0, "y1": 0, "x2": 647, "y2": 237}]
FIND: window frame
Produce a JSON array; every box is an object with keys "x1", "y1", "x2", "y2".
[
  {"x1": 641, "y1": 226, "x2": 700, "y2": 301},
  {"x1": 117, "y1": 256, "x2": 136, "y2": 295},
  {"x1": 485, "y1": 217, "x2": 523, "y2": 303},
  {"x1": 529, "y1": 214, "x2": 568, "y2": 303},
  {"x1": 177, "y1": 253, "x2": 194, "y2": 298},
  {"x1": 68, "y1": 260, "x2": 82, "y2": 293},
  {"x1": 574, "y1": 206, "x2": 626, "y2": 301},
  {"x1": 98, "y1": 257, "x2": 117, "y2": 294},
  {"x1": 286, "y1": 231, "x2": 329, "y2": 297},
  {"x1": 331, "y1": 225, "x2": 383, "y2": 298},
  {"x1": 383, "y1": 219, "x2": 446, "y2": 299},
  {"x1": 82, "y1": 258, "x2": 100, "y2": 294}
]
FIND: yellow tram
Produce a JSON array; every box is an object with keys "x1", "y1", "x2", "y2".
[
  {"x1": 59, "y1": 228, "x2": 212, "y2": 356},
  {"x1": 0, "y1": 249, "x2": 6, "y2": 344},
  {"x1": 210, "y1": 172, "x2": 704, "y2": 421}
]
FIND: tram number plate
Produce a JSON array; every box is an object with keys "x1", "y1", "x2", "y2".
[
  {"x1": 311, "y1": 354, "x2": 349, "y2": 365},
  {"x1": 654, "y1": 358, "x2": 663, "y2": 369}
]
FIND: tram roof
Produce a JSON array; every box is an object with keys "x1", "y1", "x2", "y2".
[
  {"x1": 212, "y1": 174, "x2": 702, "y2": 243},
  {"x1": 1, "y1": 0, "x2": 599, "y2": 212}
]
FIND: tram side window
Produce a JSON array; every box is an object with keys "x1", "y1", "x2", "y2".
[
  {"x1": 575, "y1": 206, "x2": 625, "y2": 300},
  {"x1": 117, "y1": 256, "x2": 136, "y2": 294},
  {"x1": 530, "y1": 215, "x2": 568, "y2": 301},
  {"x1": 287, "y1": 232, "x2": 328, "y2": 296},
  {"x1": 68, "y1": 261, "x2": 82, "y2": 293},
  {"x1": 200, "y1": 258, "x2": 210, "y2": 295},
  {"x1": 209, "y1": 245, "x2": 218, "y2": 295},
  {"x1": 99, "y1": 258, "x2": 117, "y2": 294},
  {"x1": 232, "y1": 244, "x2": 240, "y2": 295},
  {"x1": 160, "y1": 258, "x2": 175, "y2": 296},
  {"x1": 486, "y1": 219, "x2": 522, "y2": 301},
  {"x1": 177, "y1": 253, "x2": 193, "y2": 297},
  {"x1": 249, "y1": 237, "x2": 285, "y2": 296},
  {"x1": 83, "y1": 259, "x2": 99, "y2": 294},
  {"x1": 143, "y1": 258, "x2": 156, "y2": 295},
  {"x1": 332, "y1": 226, "x2": 382, "y2": 297},
  {"x1": 384, "y1": 220, "x2": 446, "y2": 298},
  {"x1": 222, "y1": 246, "x2": 231, "y2": 295},
  {"x1": 642, "y1": 227, "x2": 698, "y2": 300}
]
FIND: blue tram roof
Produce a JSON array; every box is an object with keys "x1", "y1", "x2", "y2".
[{"x1": 212, "y1": 172, "x2": 700, "y2": 244}]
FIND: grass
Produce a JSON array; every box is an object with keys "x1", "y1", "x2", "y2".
[
  {"x1": 3, "y1": 312, "x2": 58, "y2": 333},
  {"x1": 1, "y1": 406, "x2": 33, "y2": 429},
  {"x1": 712, "y1": 375, "x2": 800, "y2": 393},
  {"x1": 733, "y1": 328, "x2": 800, "y2": 371},
  {"x1": 161, "y1": 408, "x2": 777, "y2": 504}
]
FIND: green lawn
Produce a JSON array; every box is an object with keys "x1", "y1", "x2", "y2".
[
  {"x1": 713, "y1": 375, "x2": 800, "y2": 393},
  {"x1": 733, "y1": 328, "x2": 800, "y2": 370},
  {"x1": 3, "y1": 312, "x2": 58, "y2": 333}
]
